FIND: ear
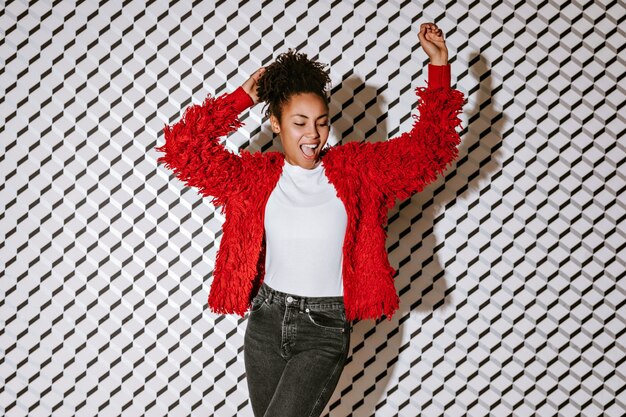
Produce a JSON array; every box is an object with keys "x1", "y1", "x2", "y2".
[{"x1": 270, "y1": 115, "x2": 281, "y2": 133}]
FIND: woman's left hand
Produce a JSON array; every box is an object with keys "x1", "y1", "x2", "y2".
[{"x1": 418, "y1": 23, "x2": 449, "y2": 65}]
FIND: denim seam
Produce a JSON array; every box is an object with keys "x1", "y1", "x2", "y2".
[
  {"x1": 307, "y1": 334, "x2": 346, "y2": 417},
  {"x1": 280, "y1": 303, "x2": 289, "y2": 356},
  {"x1": 305, "y1": 311, "x2": 345, "y2": 332}
]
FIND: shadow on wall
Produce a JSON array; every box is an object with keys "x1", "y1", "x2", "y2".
[{"x1": 324, "y1": 52, "x2": 508, "y2": 416}]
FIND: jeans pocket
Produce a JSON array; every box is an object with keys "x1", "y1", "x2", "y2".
[
  {"x1": 306, "y1": 308, "x2": 346, "y2": 331},
  {"x1": 249, "y1": 294, "x2": 267, "y2": 313}
]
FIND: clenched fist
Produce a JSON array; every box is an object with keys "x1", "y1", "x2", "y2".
[{"x1": 418, "y1": 23, "x2": 449, "y2": 65}]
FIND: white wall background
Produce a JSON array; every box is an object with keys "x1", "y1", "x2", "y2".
[{"x1": 1, "y1": 0, "x2": 624, "y2": 416}]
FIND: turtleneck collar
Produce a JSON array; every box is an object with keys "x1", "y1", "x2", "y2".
[{"x1": 283, "y1": 158, "x2": 323, "y2": 173}]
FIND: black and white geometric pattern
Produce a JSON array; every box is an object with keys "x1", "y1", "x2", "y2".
[{"x1": 1, "y1": 1, "x2": 624, "y2": 416}]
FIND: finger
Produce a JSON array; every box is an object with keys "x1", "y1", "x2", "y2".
[
  {"x1": 426, "y1": 26, "x2": 443, "y2": 38},
  {"x1": 419, "y1": 24, "x2": 427, "y2": 35},
  {"x1": 419, "y1": 22, "x2": 442, "y2": 41},
  {"x1": 252, "y1": 67, "x2": 265, "y2": 81},
  {"x1": 420, "y1": 22, "x2": 435, "y2": 33}
]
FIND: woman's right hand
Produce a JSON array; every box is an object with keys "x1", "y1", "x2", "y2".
[{"x1": 241, "y1": 67, "x2": 265, "y2": 104}]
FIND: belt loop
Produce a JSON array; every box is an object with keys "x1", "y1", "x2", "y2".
[
  {"x1": 268, "y1": 292, "x2": 273, "y2": 304},
  {"x1": 299, "y1": 298, "x2": 305, "y2": 312}
]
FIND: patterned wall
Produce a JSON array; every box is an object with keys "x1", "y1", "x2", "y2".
[{"x1": 1, "y1": 0, "x2": 624, "y2": 416}]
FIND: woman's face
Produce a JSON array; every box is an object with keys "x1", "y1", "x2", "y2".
[{"x1": 270, "y1": 92, "x2": 330, "y2": 169}]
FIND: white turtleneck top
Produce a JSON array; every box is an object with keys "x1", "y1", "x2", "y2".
[{"x1": 263, "y1": 158, "x2": 347, "y2": 296}]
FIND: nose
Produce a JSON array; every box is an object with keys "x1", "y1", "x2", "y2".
[{"x1": 305, "y1": 124, "x2": 320, "y2": 138}]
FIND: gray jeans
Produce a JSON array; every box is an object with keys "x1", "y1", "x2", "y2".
[{"x1": 244, "y1": 282, "x2": 351, "y2": 417}]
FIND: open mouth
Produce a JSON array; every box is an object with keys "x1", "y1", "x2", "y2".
[{"x1": 300, "y1": 143, "x2": 319, "y2": 159}]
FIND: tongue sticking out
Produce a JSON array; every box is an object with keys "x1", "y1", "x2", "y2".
[{"x1": 301, "y1": 145, "x2": 316, "y2": 157}]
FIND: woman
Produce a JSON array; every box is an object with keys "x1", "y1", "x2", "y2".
[{"x1": 157, "y1": 22, "x2": 464, "y2": 417}]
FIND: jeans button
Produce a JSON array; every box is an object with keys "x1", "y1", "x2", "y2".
[{"x1": 286, "y1": 296, "x2": 293, "y2": 303}]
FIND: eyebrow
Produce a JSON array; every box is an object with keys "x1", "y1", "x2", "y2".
[{"x1": 290, "y1": 114, "x2": 329, "y2": 119}]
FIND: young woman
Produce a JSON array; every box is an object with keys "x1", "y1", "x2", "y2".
[{"x1": 157, "y1": 22, "x2": 464, "y2": 417}]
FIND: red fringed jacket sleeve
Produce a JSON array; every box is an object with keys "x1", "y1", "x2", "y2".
[
  {"x1": 365, "y1": 64, "x2": 466, "y2": 205},
  {"x1": 155, "y1": 87, "x2": 253, "y2": 209}
]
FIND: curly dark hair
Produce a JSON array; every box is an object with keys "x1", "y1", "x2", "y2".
[{"x1": 256, "y1": 48, "x2": 331, "y2": 122}]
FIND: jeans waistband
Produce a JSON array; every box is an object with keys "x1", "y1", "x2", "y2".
[{"x1": 257, "y1": 282, "x2": 345, "y2": 311}]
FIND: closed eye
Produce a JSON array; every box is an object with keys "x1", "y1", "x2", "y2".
[{"x1": 294, "y1": 122, "x2": 329, "y2": 127}]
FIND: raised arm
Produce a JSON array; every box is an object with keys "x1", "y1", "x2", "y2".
[
  {"x1": 155, "y1": 85, "x2": 254, "y2": 209},
  {"x1": 365, "y1": 23, "x2": 465, "y2": 205}
]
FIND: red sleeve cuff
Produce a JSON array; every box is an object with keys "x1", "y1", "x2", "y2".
[
  {"x1": 230, "y1": 86, "x2": 254, "y2": 113},
  {"x1": 428, "y1": 63, "x2": 451, "y2": 89}
]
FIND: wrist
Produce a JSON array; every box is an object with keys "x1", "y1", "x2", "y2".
[
  {"x1": 429, "y1": 57, "x2": 448, "y2": 66},
  {"x1": 429, "y1": 52, "x2": 449, "y2": 66},
  {"x1": 240, "y1": 86, "x2": 254, "y2": 102}
]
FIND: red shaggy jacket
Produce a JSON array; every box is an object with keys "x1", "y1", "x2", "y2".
[{"x1": 156, "y1": 64, "x2": 465, "y2": 322}]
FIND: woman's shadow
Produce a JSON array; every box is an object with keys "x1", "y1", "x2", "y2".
[{"x1": 317, "y1": 53, "x2": 506, "y2": 416}]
